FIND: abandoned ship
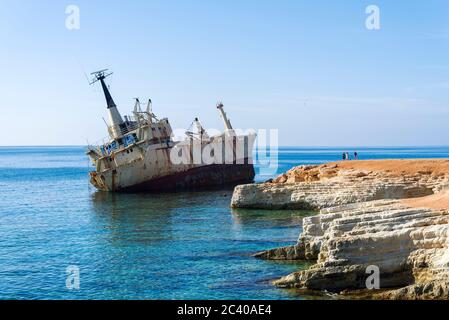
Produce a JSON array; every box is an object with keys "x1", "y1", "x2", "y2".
[{"x1": 86, "y1": 70, "x2": 256, "y2": 192}]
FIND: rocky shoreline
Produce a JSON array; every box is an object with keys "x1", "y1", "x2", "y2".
[{"x1": 232, "y1": 160, "x2": 449, "y2": 299}]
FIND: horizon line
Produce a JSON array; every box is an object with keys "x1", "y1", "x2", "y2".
[{"x1": 2, "y1": 145, "x2": 449, "y2": 148}]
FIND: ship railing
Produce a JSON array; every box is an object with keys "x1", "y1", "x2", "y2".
[
  {"x1": 128, "y1": 113, "x2": 152, "y2": 126},
  {"x1": 107, "y1": 121, "x2": 141, "y2": 138},
  {"x1": 86, "y1": 136, "x2": 112, "y2": 157},
  {"x1": 121, "y1": 121, "x2": 140, "y2": 135}
]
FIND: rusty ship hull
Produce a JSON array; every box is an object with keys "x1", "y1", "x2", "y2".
[{"x1": 107, "y1": 161, "x2": 255, "y2": 193}]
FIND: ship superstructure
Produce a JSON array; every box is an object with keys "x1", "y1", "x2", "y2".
[{"x1": 86, "y1": 70, "x2": 256, "y2": 192}]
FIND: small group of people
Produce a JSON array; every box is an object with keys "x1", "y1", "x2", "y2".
[{"x1": 342, "y1": 151, "x2": 358, "y2": 161}]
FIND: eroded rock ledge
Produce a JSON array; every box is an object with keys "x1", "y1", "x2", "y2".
[
  {"x1": 270, "y1": 197, "x2": 449, "y2": 299},
  {"x1": 231, "y1": 160, "x2": 449, "y2": 209},
  {"x1": 236, "y1": 160, "x2": 449, "y2": 299}
]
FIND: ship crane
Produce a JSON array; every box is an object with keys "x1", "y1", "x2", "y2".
[
  {"x1": 133, "y1": 98, "x2": 157, "y2": 125},
  {"x1": 186, "y1": 117, "x2": 210, "y2": 140},
  {"x1": 216, "y1": 102, "x2": 234, "y2": 135}
]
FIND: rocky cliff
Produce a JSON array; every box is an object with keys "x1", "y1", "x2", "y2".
[
  {"x1": 232, "y1": 160, "x2": 449, "y2": 209},
  {"x1": 233, "y1": 160, "x2": 449, "y2": 299}
]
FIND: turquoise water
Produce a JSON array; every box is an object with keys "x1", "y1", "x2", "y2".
[{"x1": 1, "y1": 146, "x2": 448, "y2": 300}]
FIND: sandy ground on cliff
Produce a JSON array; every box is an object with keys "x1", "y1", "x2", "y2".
[
  {"x1": 401, "y1": 189, "x2": 449, "y2": 210},
  {"x1": 329, "y1": 159, "x2": 449, "y2": 210},
  {"x1": 327, "y1": 159, "x2": 449, "y2": 177}
]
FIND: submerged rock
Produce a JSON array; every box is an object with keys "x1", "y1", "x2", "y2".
[{"x1": 253, "y1": 244, "x2": 306, "y2": 260}]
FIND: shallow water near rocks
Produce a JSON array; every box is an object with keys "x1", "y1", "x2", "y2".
[{"x1": 1, "y1": 146, "x2": 448, "y2": 299}]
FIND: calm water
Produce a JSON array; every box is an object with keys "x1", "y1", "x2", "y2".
[{"x1": 1, "y1": 146, "x2": 448, "y2": 300}]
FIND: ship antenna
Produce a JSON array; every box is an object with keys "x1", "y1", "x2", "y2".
[{"x1": 83, "y1": 71, "x2": 91, "y2": 85}]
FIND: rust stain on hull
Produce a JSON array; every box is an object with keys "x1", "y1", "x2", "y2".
[{"x1": 118, "y1": 162, "x2": 255, "y2": 193}]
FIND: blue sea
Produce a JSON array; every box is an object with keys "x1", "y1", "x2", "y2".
[{"x1": 1, "y1": 146, "x2": 448, "y2": 300}]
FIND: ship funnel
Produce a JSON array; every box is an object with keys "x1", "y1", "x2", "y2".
[{"x1": 90, "y1": 69, "x2": 124, "y2": 138}]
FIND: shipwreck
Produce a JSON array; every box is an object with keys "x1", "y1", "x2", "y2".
[{"x1": 86, "y1": 70, "x2": 256, "y2": 192}]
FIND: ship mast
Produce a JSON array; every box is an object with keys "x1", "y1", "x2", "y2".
[{"x1": 90, "y1": 69, "x2": 124, "y2": 139}]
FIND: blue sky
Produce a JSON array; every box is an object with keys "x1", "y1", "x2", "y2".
[{"x1": 1, "y1": 0, "x2": 449, "y2": 146}]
